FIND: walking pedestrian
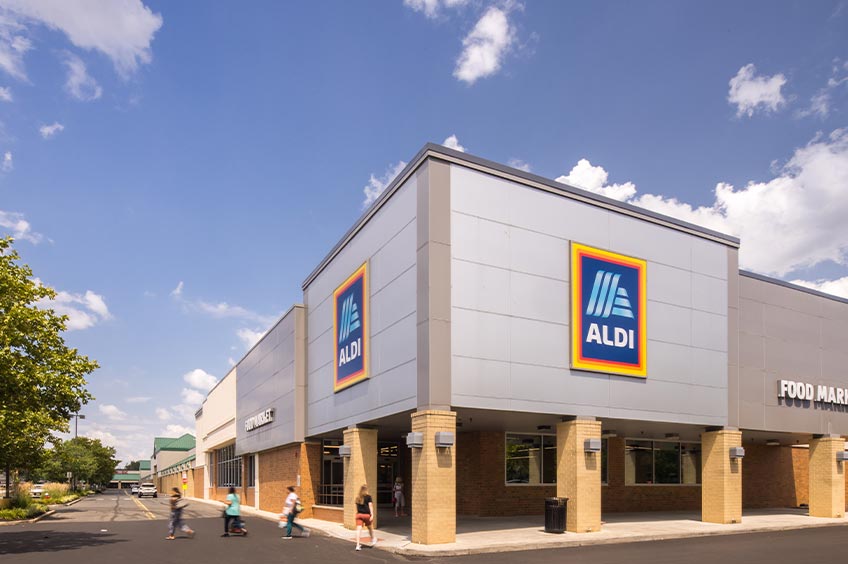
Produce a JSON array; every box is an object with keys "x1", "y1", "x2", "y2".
[
  {"x1": 392, "y1": 477, "x2": 406, "y2": 517},
  {"x1": 222, "y1": 486, "x2": 240, "y2": 537},
  {"x1": 166, "y1": 487, "x2": 194, "y2": 540},
  {"x1": 354, "y1": 484, "x2": 376, "y2": 550},
  {"x1": 281, "y1": 485, "x2": 310, "y2": 539}
]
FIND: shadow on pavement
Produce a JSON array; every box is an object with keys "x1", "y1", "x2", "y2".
[{"x1": 0, "y1": 530, "x2": 126, "y2": 554}]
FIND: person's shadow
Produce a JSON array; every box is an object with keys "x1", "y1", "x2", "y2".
[{"x1": 0, "y1": 530, "x2": 125, "y2": 554}]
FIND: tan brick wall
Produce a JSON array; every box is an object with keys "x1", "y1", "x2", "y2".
[
  {"x1": 602, "y1": 437, "x2": 701, "y2": 512},
  {"x1": 194, "y1": 467, "x2": 204, "y2": 499},
  {"x1": 313, "y1": 505, "x2": 343, "y2": 523},
  {"x1": 343, "y1": 428, "x2": 378, "y2": 530},
  {"x1": 557, "y1": 419, "x2": 601, "y2": 533},
  {"x1": 411, "y1": 410, "x2": 456, "y2": 544},
  {"x1": 701, "y1": 429, "x2": 742, "y2": 524},
  {"x1": 809, "y1": 436, "x2": 845, "y2": 518},
  {"x1": 158, "y1": 468, "x2": 196, "y2": 498},
  {"x1": 456, "y1": 431, "x2": 555, "y2": 516},
  {"x1": 742, "y1": 444, "x2": 808, "y2": 508},
  {"x1": 256, "y1": 443, "x2": 318, "y2": 518}
]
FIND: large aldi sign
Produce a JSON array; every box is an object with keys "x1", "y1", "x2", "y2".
[
  {"x1": 333, "y1": 263, "x2": 369, "y2": 392},
  {"x1": 571, "y1": 243, "x2": 647, "y2": 378}
]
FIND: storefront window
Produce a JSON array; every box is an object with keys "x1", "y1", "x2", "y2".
[
  {"x1": 625, "y1": 439, "x2": 701, "y2": 485},
  {"x1": 215, "y1": 444, "x2": 242, "y2": 488},
  {"x1": 320, "y1": 439, "x2": 344, "y2": 505},
  {"x1": 246, "y1": 454, "x2": 256, "y2": 487},
  {"x1": 601, "y1": 438, "x2": 608, "y2": 484},
  {"x1": 505, "y1": 434, "x2": 554, "y2": 485}
]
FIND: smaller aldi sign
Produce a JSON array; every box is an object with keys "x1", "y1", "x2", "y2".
[
  {"x1": 333, "y1": 263, "x2": 369, "y2": 392},
  {"x1": 571, "y1": 243, "x2": 647, "y2": 378}
]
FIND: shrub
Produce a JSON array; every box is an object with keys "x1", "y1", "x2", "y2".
[
  {"x1": 43, "y1": 482, "x2": 69, "y2": 501},
  {"x1": 0, "y1": 505, "x2": 45, "y2": 521}
]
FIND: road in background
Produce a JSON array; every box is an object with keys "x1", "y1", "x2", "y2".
[{"x1": 2, "y1": 491, "x2": 847, "y2": 564}]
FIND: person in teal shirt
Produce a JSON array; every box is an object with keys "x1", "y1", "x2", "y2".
[{"x1": 222, "y1": 486, "x2": 240, "y2": 537}]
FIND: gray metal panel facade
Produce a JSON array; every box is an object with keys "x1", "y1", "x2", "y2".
[
  {"x1": 450, "y1": 164, "x2": 730, "y2": 426},
  {"x1": 235, "y1": 309, "x2": 297, "y2": 455},
  {"x1": 737, "y1": 274, "x2": 848, "y2": 434},
  {"x1": 304, "y1": 176, "x2": 418, "y2": 436}
]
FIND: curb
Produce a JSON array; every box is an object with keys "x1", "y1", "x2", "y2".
[
  {"x1": 29, "y1": 509, "x2": 55, "y2": 524},
  {"x1": 64, "y1": 497, "x2": 84, "y2": 507}
]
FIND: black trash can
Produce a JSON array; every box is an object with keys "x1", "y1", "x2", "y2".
[{"x1": 544, "y1": 497, "x2": 567, "y2": 533}]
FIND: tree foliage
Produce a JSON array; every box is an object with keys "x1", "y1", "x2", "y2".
[
  {"x1": 123, "y1": 460, "x2": 141, "y2": 471},
  {"x1": 38, "y1": 438, "x2": 117, "y2": 486},
  {"x1": 0, "y1": 237, "x2": 98, "y2": 473}
]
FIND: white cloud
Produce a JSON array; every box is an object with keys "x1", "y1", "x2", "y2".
[
  {"x1": 0, "y1": 0, "x2": 163, "y2": 77},
  {"x1": 0, "y1": 86, "x2": 11, "y2": 101},
  {"x1": 728, "y1": 63, "x2": 787, "y2": 118},
  {"x1": 39, "y1": 121, "x2": 64, "y2": 139},
  {"x1": 362, "y1": 160, "x2": 407, "y2": 208},
  {"x1": 126, "y1": 396, "x2": 151, "y2": 404},
  {"x1": 557, "y1": 128, "x2": 848, "y2": 281},
  {"x1": 798, "y1": 60, "x2": 848, "y2": 119},
  {"x1": 0, "y1": 210, "x2": 42, "y2": 243},
  {"x1": 41, "y1": 288, "x2": 112, "y2": 330},
  {"x1": 183, "y1": 368, "x2": 217, "y2": 392},
  {"x1": 454, "y1": 7, "x2": 515, "y2": 85},
  {"x1": 0, "y1": 14, "x2": 31, "y2": 81},
  {"x1": 170, "y1": 280, "x2": 183, "y2": 297},
  {"x1": 227, "y1": 357, "x2": 236, "y2": 367},
  {"x1": 1, "y1": 150, "x2": 10, "y2": 171},
  {"x1": 508, "y1": 158, "x2": 531, "y2": 172},
  {"x1": 403, "y1": 0, "x2": 468, "y2": 19},
  {"x1": 163, "y1": 424, "x2": 194, "y2": 437},
  {"x1": 790, "y1": 276, "x2": 848, "y2": 299},
  {"x1": 237, "y1": 327, "x2": 265, "y2": 350},
  {"x1": 180, "y1": 387, "x2": 204, "y2": 406},
  {"x1": 556, "y1": 158, "x2": 637, "y2": 201},
  {"x1": 155, "y1": 407, "x2": 171, "y2": 421},
  {"x1": 442, "y1": 134, "x2": 466, "y2": 152},
  {"x1": 193, "y1": 299, "x2": 275, "y2": 324},
  {"x1": 99, "y1": 404, "x2": 126, "y2": 421},
  {"x1": 63, "y1": 52, "x2": 102, "y2": 101}
]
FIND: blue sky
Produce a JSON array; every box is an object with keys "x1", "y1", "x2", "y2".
[{"x1": 0, "y1": 0, "x2": 846, "y2": 463}]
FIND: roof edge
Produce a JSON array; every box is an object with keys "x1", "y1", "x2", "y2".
[
  {"x1": 302, "y1": 143, "x2": 741, "y2": 290},
  {"x1": 739, "y1": 270, "x2": 848, "y2": 306}
]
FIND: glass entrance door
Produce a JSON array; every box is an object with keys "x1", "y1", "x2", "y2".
[{"x1": 377, "y1": 442, "x2": 400, "y2": 507}]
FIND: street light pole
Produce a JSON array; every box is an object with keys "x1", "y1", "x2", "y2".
[{"x1": 71, "y1": 414, "x2": 85, "y2": 491}]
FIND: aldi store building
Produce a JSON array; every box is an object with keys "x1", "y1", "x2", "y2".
[{"x1": 195, "y1": 144, "x2": 848, "y2": 543}]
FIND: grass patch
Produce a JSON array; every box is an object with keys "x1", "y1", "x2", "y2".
[{"x1": 0, "y1": 505, "x2": 46, "y2": 521}]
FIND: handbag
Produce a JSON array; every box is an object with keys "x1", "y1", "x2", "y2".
[{"x1": 294, "y1": 500, "x2": 303, "y2": 513}]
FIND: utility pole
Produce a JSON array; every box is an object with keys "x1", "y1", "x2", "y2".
[{"x1": 70, "y1": 413, "x2": 85, "y2": 491}]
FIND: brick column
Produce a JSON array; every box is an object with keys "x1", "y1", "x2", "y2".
[
  {"x1": 809, "y1": 435, "x2": 845, "y2": 518},
  {"x1": 701, "y1": 428, "x2": 742, "y2": 524},
  {"x1": 411, "y1": 410, "x2": 456, "y2": 544},
  {"x1": 557, "y1": 418, "x2": 602, "y2": 533},
  {"x1": 343, "y1": 427, "x2": 377, "y2": 530}
]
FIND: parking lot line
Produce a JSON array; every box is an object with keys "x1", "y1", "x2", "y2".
[{"x1": 125, "y1": 490, "x2": 156, "y2": 520}]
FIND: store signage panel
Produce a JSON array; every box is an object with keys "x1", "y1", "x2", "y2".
[
  {"x1": 333, "y1": 262, "x2": 369, "y2": 392},
  {"x1": 244, "y1": 408, "x2": 274, "y2": 432},
  {"x1": 571, "y1": 243, "x2": 647, "y2": 377}
]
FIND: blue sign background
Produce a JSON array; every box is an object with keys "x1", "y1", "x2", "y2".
[
  {"x1": 580, "y1": 256, "x2": 640, "y2": 366},
  {"x1": 336, "y1": 275, "x2": 365, "y2": 383}
]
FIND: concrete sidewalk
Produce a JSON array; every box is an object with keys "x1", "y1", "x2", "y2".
[{"x1": 188, "y1": 498, "x2": 848, "y2": 557}]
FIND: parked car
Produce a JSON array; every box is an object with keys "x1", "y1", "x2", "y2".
[
  {"x1": 138, "y1": 483, "x2": 157, "y2": 498},
  {"x1": 130, "y1": 484, "x2": 140, "y2": 494},
  {"x1": 30, "y1": 482, "x2": 46, "y2": 499}
]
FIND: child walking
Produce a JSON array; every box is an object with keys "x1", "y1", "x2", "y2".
[
  {"x1": 354, "y1": 484, "x2": 376, "y2": 550},
  {"x1": 281, "y1": 486, "x2": 310, "y2": 539},
  {"x1": 166, "y1": 487, "x2": 194, "y2": 540},
  {"x1": 392, "y1": 477, "x2": 406, "y2": 517}
]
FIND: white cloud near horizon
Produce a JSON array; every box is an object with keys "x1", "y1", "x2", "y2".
[
  {"x1": 442, "y1": 134, "x2": 466, "y2": 152},
  {"x1": 41, "y1": 287, "x2": 112, "y2": 330},
  {"x1": 171, "y1": 281, "x2": 277, "y2": 326},
  {"x1": 155, "y1": 407, "x2": 171, "y2": 421},
  {"x1": 791, "y1": 276, "x2": 848, "y2": 298},
  {"x1": 98, "y1": 404, "x2": 126, "y2": 421},
  {"x1": 39, "y1": 121, "x2": 64, "y2": 139},
  {"x1": 126, "y1": 396, "x2": 151, "y2": 404},
  {"x1": 183, "y1": 368, "x2": 217, "y2": 392},
  {"x1": 508, "y1": 158, "x2": 531, "y2": 172},
  {"x1": 237, "y1": 327, "x2": 265, "y2": 350},
  {"x1": 363, "y1": 160, "x2": 407, "y2": 208},
  {"x1": 557, "y1": 158, "x2": 637, "y2": 201},
  {"x1": 162, "y1": 424, "x2": 193, "y2": 437},
  {"x1": 0, "y1": 210, "x2": 43, "y2": 243},
  {"x1": 0, "y1": 0, "x2": 163, "y2": 78},
  {"x1": 63, "y1": 52, "x2": 102, "y2": 101},
  {"x1": 728, "y1": 63, "x2": 787, "y2": 118},
  {"x1": 454, "y1": 6, "x2": 515, "y2": 85},
  {"x1": 555, "y1": 128, "x2": 848, "y2": 292}
]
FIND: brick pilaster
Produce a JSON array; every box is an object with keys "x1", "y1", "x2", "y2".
[
  {"x1": 343, "y1": 427, "x2": 378, "y2": 530},
  {"x1": 701, "y1": 429, "x2": 742, "y2": 524},
  {"x1": 809, "y1": 435, "x2": 845, "y2": 518},
  {"x1": 557, "y1": 419, "x2": 602, "y2": 533},
  {"x1": 411, "y1": 410, "x2": 456, "y2": 544}
]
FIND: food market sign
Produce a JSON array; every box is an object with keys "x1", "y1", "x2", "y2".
[
  {"x1": 778, "y1": 380, "x2": 848, "y2": 407},
  {"x1": 244, "y1": 408, "x2": 274, "y2": 432}
]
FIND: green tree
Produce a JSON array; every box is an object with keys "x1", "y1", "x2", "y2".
[
  {"x1": 0, "y1": 237, "x2": 98, "y2": 494},
  {"x1": 123, "y1": 460, "x2": 141, "y2": 471},
  {"x1": 35, "y1": 438, "x2": 118, "y2": 487}
]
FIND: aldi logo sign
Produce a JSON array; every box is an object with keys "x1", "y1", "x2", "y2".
[
  {"x1": 333, "y1": 263, "x2": 369, "y2": 392},
  {"x1": 571, "y1": 243, "x2": 647, "y2": 377}
]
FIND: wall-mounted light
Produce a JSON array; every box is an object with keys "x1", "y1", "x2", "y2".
[
  {"x1": 339, "y1": 445, "x2": 352, "y2": 457},
  {"x1": 435, "y1": 432, "x2": 455, "y2": 448},
  {"x1": 729, "y1": 447, "x2": 745, "y2": 459},
  {"x1": 765, "y1": 440, "x2": 780, "y2": 446},
  {"x1": 584, "y1": 438, "x2": 602, "y2": 453},
  {"x1": 406, "y1": 432, "x2": 423, "y2": 448},
  {"x1": 537, "y1": 425, "x2": 552, "y2": 431},
  {"x1": 601, "y1": 430, "x2": 617, "y2": 438},
  {"x1": 836, "y1": 451, "x2": 848, "y2": 462}
]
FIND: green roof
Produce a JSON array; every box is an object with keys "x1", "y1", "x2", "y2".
[
  {"x1": 111, "y1": 473, "x2": 140, "y2": 482},
  {"x1": 153, "y1": 433, "x2": 195, "y2": 455},
  {"x1": 161, "y1": 454, "x2": 197, "y2": 474},
  {"x1": 139, "y1": 460, "x2": 151, "y2": 471}
]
